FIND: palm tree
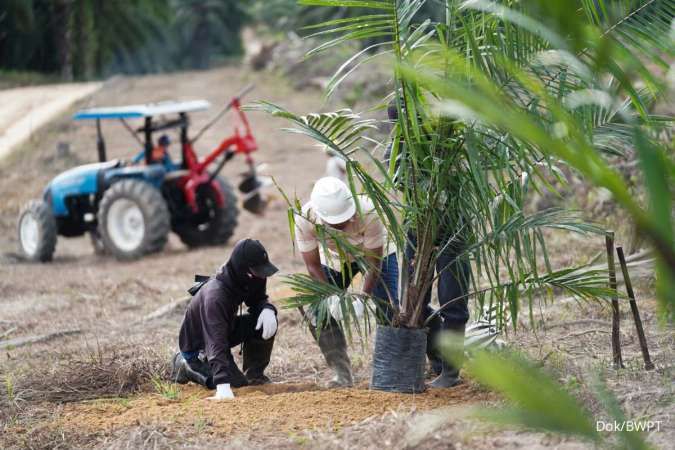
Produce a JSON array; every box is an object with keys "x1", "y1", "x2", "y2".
[
  {"x1": 256, "y1": 0, "x2": 673, "y2": 328},
  {"x1": 171, "y1": 0, "x2": 248, "y2": 70},
  {"x1": 0, "y1": 0, "x2": 173, "y2": 78},
  {"x1": 83, "y1": 0, "x2": 172, "y2": 76}
]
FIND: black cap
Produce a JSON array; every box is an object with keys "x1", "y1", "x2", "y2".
[{"x1": 241, "y1": 239, "x2": 278, "y2": 278}]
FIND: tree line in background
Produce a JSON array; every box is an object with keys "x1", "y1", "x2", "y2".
[
  {"x1": 0, "y1": 0, "x2": 247, "y2": 79},
  {"x1": 0, "y1": 0, "x2": 446, "y2": 79}
]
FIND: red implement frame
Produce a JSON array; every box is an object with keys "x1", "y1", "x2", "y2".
[{"x1": 178, "y1": 95, "x2": 257, "y2": 212}]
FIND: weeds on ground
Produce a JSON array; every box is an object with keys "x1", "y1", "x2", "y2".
[
  {"x1": 193, "y1": 409, "x2": 210, "y2": 433},
  {"x1": 151, "y1": 376, "x2": 180, "y2": 400},
  {"x1": 4, "y1": 374, "x2": 15, "y2": 406}
]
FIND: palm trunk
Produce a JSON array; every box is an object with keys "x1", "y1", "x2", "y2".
[
  {"x1": 54, "y1": 0, "x2": 72, "y2": 80},
  {"x1": 72, "y1": 0, "x2": 95, "y2": 79}
]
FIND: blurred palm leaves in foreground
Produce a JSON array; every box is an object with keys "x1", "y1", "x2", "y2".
[{"x1": 438, "y1": 334, "x2": 652, "y2": 449}]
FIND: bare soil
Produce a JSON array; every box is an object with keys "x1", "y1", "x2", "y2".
[
  {"x1": 0, "y1": 66, "x2": 672, "y2": 449},
  {"x1": 49, "y1": 383, "x2": 489, "y2": 437}
]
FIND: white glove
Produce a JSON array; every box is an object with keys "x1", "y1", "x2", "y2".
[
  {"x1": 327, "y1": 295, "x2": 365, "y2": 321},
  {"x1": 352, "y1": 299, "x2": 365, "y2": 318},
  {"x1": 207, "y1": 383, "x2": 235, "y2": 401},
  {"x1": 256, "y1": 308, "x2": 278, "y2": 340}
]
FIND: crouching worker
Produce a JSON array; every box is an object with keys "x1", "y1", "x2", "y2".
[{"x1": 171, "y1": 239, "x2": 279, "y2": 394}]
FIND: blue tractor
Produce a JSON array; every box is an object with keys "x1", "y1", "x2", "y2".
[{"x1": 17, "y1": 87, "x2": 267, "y2": 262}]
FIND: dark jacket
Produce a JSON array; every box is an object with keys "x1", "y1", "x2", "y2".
[{"x1": 178, "y1": 245, "x2": 277, "y2": 386}]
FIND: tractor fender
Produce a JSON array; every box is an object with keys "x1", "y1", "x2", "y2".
[
  {"x1": 102, "y1": 165, "x2": 166, "y2": 190},
  {"x1": 46, "y1": 161, "x2": 119, "y2": 216}
]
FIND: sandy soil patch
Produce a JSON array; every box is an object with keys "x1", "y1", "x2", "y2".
[{"x1": 51, "y1": 382, "x2": 489, "y2": 436}]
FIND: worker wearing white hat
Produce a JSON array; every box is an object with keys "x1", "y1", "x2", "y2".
[{"x1": 294, "y1": 176, "x2": 398, "y2": 387}]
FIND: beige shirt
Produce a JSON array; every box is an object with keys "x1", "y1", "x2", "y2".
[{"x1": 294, "y1": 197, "x2": 386, "y2": 261}]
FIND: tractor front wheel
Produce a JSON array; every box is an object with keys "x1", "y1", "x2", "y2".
[
  {"x1": 174, "y1": 176, "x2": 239, "y2": 248},
  {"x1": 98, "y1": 180, "x2": 170, "y2": 260},
  {"x1": 17, "y1": 200, "x2": 57, "y2": 262}
]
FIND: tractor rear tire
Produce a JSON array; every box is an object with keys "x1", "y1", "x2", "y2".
[
  {"x1": 175, "y1": 176, "x2": 239, "y2": 248},
  {"x1": 17, "y1": 200, "x2": 57, "y2": 262},
  {"x1": 98, "y1": 180, "x2": 170, "y2": 260}
]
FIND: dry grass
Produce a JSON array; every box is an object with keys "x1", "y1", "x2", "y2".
[{"x1": 2, "y1": 346, "x2": 169, "y2": 410}]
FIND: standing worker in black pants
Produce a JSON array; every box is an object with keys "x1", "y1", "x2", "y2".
[{"x1": 406, "y1": 232, "x2": 470, "y2": 387}]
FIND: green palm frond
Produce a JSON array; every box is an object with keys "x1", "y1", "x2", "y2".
[
  {"x1": 282, "y1": 273, "x2": 385, "y2": 340},
  {"x1": 264, "y1": 0, "x2": 673, "y2": 327},
  {"x1": 248, "y1": 102, "x2": 406, "y2": 251},
  {"x1": 297, "y1": 0, "x2": 437, "y2": 95},
  {"x1": 249, "y1": 102, "x2": 378, "y2": 157},
  {"x1": 582, "y1": 0, "x2": 674, "y2": 68}
]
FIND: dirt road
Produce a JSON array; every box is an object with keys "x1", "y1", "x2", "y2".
[{"x1": 0, "y1": 82, "x2": 102, "y2": 161}]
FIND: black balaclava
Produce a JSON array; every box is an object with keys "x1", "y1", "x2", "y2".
[{"x1": 223, "y1": 239, "x2": 253, "y2": 289}]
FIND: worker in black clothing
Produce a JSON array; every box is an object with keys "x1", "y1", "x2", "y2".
[{"x1": 171, "y1": 239, "x2": 279, "y2": 394}]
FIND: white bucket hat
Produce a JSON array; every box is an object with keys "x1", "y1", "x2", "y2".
[{"x1": 310, "y1": 177, "x2": 356, "y2": 224}]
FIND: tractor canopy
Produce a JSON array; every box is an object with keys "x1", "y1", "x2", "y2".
[
  {"x1": 73, "y1": 100, "x2": 211, "y2": 164},
  {"x1": 73, "y1": 100, "x2": 211, "y2": 120}
]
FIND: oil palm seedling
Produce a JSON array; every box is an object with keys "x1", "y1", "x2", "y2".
[{"x1": 254, "y1": 0, "x2": 673, "y2": 388}]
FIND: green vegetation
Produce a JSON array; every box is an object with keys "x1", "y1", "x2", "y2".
[
  {"x1": 453, "y1": 343, "x2": 652, "y2": 449},
  {"x1": 4, "y1": 373, "x2": 15, "y2": 406},
  {"x1": 151, "y1": 375, "x2": 180, "y2": 401},
  {"x1": 0, "y1": 0, "x2": 248, "y2": 79},
  {"x1": 256, "y1": 0, "x2": 674, "y2": 327}
]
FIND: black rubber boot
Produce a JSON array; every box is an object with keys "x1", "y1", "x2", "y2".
[
  {"x1": 313, "y1": 320, "x2": 353, "y2": 387},
  {"x1": 242, "y1": 336, "x2": 274, "y2": 385},
  {"x1": 425, "y1": 312, "x2": 444, "y2": 376},
  {"x1": 429, "y1": 323, "x2": 465, "y2": 388},
  {"x1": 172, "y1": 353, "x2": 213, "y2": 388},
  {"x1": 170, "y1": 352, "x2": 189, "y2": 384}
]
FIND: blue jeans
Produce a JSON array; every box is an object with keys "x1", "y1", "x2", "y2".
[
  {"x1": 321, "y1": 252, "x2": 399, "y2": 322},
  {"x1": 181, "y1": 350, "x2": 199, "y2": 361}
]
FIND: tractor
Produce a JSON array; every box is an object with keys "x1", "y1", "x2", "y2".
[{"x1": 17, "y1": 85, "x2": 268, "y2": 262}]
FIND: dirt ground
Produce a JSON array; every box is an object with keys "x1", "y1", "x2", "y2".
[
  {"x1": 53, "y1": 383, "x2": 490, "y2": 437},
  {"x1": 0, "y1": 67, "x2": 672, "y2": 449}
]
